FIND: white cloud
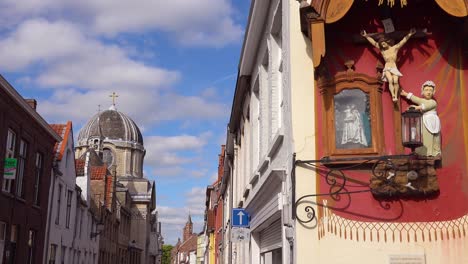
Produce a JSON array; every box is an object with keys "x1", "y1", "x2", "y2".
[
  {"x1": 0, "y1": 19, "x2": 179, "y2": 90},
  {"x1": 190, "y1": 169, "x2": 209, "y2": 179},
  {"x1": 152, "y1": 166, "x2": 185, "y2": 177},
  {"x1": 38, "y1": 88, "x2": 155, "y2": 125},
  {"x1": 146, "y1": 133, "x2": 211, "y2": 152},
  {"x1": 155, "y1": 93, "x2": 229, "y2": 121},
  {"x1": 201, "y1": 87, "x2": 218, "y2": 98},
  {"x1": 37, "y1": 88, "x2": 228, "y2": 129},
  {"x1": 157, "y1": 187, "x2": 207, "y2": 244},
  {"x1": 209, "y1": 172, "x2": 219, "y2": 183},
  {"x1": 144, "y1": 133, "x2": 211, "y2": 169},
  {"x1": 0, "y1": 0, "x2": 243, "y2": 47},
  {"x1": 185, "y1": 187, "x2": 209, "y2": 221}
]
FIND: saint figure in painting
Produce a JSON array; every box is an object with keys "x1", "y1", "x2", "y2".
[
  {"x1": 341, "y1": 104, "x2": 368, "y2": 147},
  {"x1": 361, "y1": 28, "x2": 416, "y2": 102},
  {"x1": 401, "y1": 80, "x2": 441, "y2": 157}
]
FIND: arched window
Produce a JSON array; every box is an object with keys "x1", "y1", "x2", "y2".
[{"x1": 102, "y1": 148, "x2": 114, "y2": 167}]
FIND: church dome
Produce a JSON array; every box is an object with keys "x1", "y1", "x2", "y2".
[{"x1": 77, "y1": 106, "x2": 143, "y2": 146}]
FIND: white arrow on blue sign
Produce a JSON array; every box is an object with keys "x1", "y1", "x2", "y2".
[{"x1": 232, "y1": 208, "x2": 250, "y2": 227}]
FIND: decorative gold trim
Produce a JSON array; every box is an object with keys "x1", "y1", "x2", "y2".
[{"x1": 435, "y1": 0, "x2": 468, "y2": 18}]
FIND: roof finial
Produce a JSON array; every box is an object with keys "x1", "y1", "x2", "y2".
[
  {"x1": 109, "y1": 92, "x2": 119, "y2": 110},
  {"x1": 98, "y1": 104, "x2": 101, "y2": 112}
]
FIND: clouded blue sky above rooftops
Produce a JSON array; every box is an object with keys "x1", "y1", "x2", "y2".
[{"x1": 0, "y1": 0, "x2": 250, "y2": 245}]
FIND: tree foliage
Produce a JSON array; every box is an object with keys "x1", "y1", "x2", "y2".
[{"x1": 162, "y1": 244, "x2": 174, "y2": 264}]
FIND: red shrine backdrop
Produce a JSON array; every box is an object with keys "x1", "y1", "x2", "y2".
[{"x1": 315, "y1": 1, "x2": 468, "y2": 222}]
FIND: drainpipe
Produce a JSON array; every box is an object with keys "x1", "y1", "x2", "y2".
[{"x1": 228, "y1": 161, "x2": 233, "y2": 264}]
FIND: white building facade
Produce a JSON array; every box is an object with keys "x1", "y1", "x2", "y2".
[
  {"x1": 222, "y1": 0, "x2": 315, "y2": 263},
  {"x1": 44, "y1": 121, "x2": 100, "y2": 264}
]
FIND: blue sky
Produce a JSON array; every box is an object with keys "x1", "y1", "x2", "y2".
[{"x1": 0, "y1": 0, "x2": 250, "y2": 245}]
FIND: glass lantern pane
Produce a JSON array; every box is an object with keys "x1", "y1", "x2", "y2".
[{"x1": 402, "y1": 118, "x2": 409, "y2": 142}]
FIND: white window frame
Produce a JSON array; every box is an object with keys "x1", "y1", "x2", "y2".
[
  {"x1": 0, "y1": 221, "x2": 6, "y2": 262},
  {"x1": 33, "y1": 153, "x2": 43, "y2": 205},
  {"x1": 49, "y1": 244, "x2": 57, "y2": 264},
  {"x1": 2, "y1": 129, "x2": 16, "y2": 193},
  {"x1": 56, "y1": 184, "x2": 62, "y2": 225},
  {"x1": 61, "y1": 245, "x2": 66, "y2": 264},
  {"x1": 27, "y1": 229, "x2": 36, "y2": 264},
  {"x1": 15, "y1": 139, "x2": 28, "y2": 197},
  {"x1": 66, "y1": 190, "x2": 73, "y2": 228}
]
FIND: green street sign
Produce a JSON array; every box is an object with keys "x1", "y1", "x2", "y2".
[{"x1": 4, "y1": 158, "x2": 17, "y2": 180}]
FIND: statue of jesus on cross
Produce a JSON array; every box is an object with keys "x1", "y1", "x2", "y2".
[{"x1": 361, "y1": 28, "x2": 416, "y2": 102}]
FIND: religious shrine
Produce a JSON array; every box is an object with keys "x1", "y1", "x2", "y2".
[{"x1": 295, "y1": 0, "x2": 468, "y2": 263}]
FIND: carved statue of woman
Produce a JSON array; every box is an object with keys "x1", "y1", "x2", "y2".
[
  {"x1": 341, "y1": 104, "x2": 368, "y2": 147},
  {"x1": 361, "y1": 28, "x2": 416, "y2": 102},
  {"x1": 401, "y1": 80, "x2": 441, "y2": 157}
]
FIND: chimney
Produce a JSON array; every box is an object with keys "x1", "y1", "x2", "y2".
[{"x1": 25, "y1": 99, "x2": 37, "y2": 110}]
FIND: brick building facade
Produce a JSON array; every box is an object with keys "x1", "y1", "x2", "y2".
[{"x1": 0, "y1": 75, "x2": 61, "y2": 263}]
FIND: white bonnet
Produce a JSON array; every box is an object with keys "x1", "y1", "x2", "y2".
[{"x1": 421, "y1": 80, "x2": 436, "y2": 95}]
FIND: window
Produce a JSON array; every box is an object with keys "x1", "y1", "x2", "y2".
[
  {"x1": 61, "y1": 246, "x2": 66, "y2": 264},
  {"x1": 56, "y1": 184, "x2": 62, "y2": 225},
  {"x1": 9, "y1": 225, "x2": 18, "y2": 263},
  {"x1": 252, "y1": 80, "x2": 260, "y2": 170},
  {"x1": 27, "y1": 229, "x2": 36, "y2": 264},
  {"x1": 319, "y1": 66, "x2": 384, "y2": 158},
  {"x1": 49, "y1": 244, "x2": 57, "y2": 264},
  {"x1": 259, "y1": 53, "x2": 270, "y2": 157},
  {"x1": 16, "y1": 139, "x2": 28, "y2": 198},
  {"x1": 261, "y1": 248, "x2": 282, "y2": 264},
  {"x1": 33, "y1": 153, "x2": 43, "y2": 205},
  {"x1": 270, "y1": 2, "x2": 283, "y2": 136},
  {"x1": 66, "y1": 190, "x2": 73, "y2": 228},
  {"x1": 0, "y1": 221, "x2": 6, "y2": 262},
  {"x1": 74, "y1": 206, "x2": 80, "y2": 238},
  {"x1": 2, "y1": 129, "x2": 16, "y2": 193},
  {"x1": 65, "y1": 149, "x2": 71, "y2": 169},
  {"x1": 79, "y1": 208, "x2": 83, "y2": 238},
  {"x1": 102, "y1": 148, "x2": 114, "y2": 168}
]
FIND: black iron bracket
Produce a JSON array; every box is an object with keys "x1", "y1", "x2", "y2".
[{"x1": 291, "y1": 153, "x2": 431, "y2": 224}]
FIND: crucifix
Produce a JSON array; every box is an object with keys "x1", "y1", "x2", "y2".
[
  {"x1": 356, "y1": 26, "x2": 429, "y2": 103},
  {"x1": 361, "y1": 28, "x2": 416, "y2": 102},
  {"x1": 356, "y1": 24, "x2": 428, "y2": 153},
  {"x1": 109, "y1": 92, "x2": 119, "y2": 106}
]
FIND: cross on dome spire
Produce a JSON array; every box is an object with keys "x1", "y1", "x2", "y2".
[{"x1": 109, "y1": 92, "x2": 119, "y2": 110}]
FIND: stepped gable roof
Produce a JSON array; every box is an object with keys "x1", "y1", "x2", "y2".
[
  {"x1": 50, "y1": 121, "x2": 72, "y2": 161},
  {"x1": 77, "y1": 106, "x2": 143, "y2": 146}
]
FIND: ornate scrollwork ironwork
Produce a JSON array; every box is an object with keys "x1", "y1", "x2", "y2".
[{"x1": 293, "y1": 154, "x2": 418, "y2": 224}]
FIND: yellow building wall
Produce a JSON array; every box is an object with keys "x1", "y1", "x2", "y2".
[
  {"x1": 288, "y1": 1, "x2": 318, "y2": 264},
  {"x1": 315, "y1": 212, "x2": 468, "y2": 264},
  {"x1": 209, "y1": 233, "x2": 215, "y2": 264}
]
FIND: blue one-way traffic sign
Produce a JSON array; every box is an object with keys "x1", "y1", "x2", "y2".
[{"x1": 232, "y1": 208, "x2": 250, "y2": 227}]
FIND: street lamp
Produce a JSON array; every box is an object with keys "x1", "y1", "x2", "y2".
[
  {"x1": 401, "y1": 107, "x2": 423, "y2": 153},
  {"x1": 90, "y1": 223, "x2": 105, "y2": 239}
]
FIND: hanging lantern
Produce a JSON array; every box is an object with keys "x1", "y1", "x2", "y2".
[{"x1": 401, "y1": 107, "x2": 423, "y2": 152}]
